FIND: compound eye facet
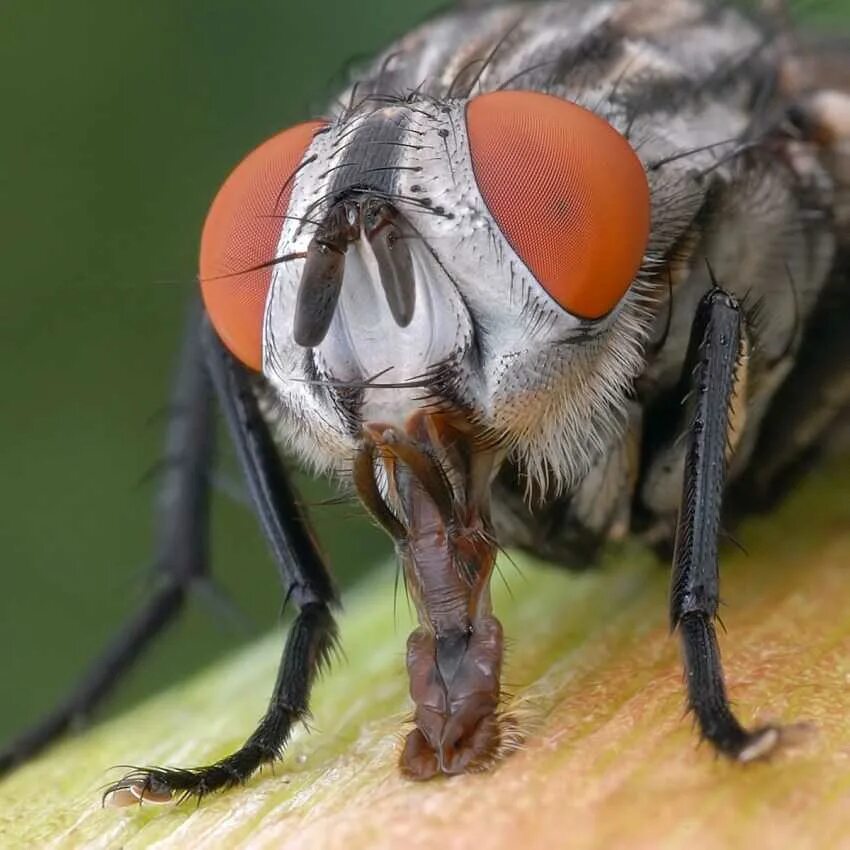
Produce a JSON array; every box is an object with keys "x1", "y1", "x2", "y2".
[
  {"x1": 466, "y1": 91, "x2": 650, "y2": 319},
  {"x1": 199, "y1": 121, "x2": 324, "y2": 370}
]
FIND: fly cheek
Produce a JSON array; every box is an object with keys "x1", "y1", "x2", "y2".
[
  {"x1": 465, "y1": 90, "x2": 651, "y2": 318},
  {"x1": 199, "y1": 120, "x2": 325, "y2": 370}
]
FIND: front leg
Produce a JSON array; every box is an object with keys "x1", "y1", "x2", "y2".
[
  {"x1": 671, "y1": 287, "x2": 780, "y2": 761},
  {"x1": 103, "y1": 320, "x2": 340, "y2": 804}
]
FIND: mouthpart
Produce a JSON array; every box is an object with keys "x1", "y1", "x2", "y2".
[{"x1": 353, "y1": 411, "x2": 505, "y2": 778}]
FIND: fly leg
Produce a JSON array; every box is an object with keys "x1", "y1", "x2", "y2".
[
  {"x1": 671, "y1": 287, "x2": 781, "y2": 761},
  {"x1": 0, "y1": 300, "x2": 216, "y2": 775},
  {"x1": 103, "y1": 319, "x2": 339, "y2": 804}
]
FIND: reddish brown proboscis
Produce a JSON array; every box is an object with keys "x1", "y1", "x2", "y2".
[
  {"x1": 355, "y1": 413, "x2": 504, "y2": 778},
  {"x1": 402, "y1": 616, "x2": 503, "y2": 779}
]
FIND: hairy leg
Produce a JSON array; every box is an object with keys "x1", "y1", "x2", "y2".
[
  {"x1": 671, "y1": 286, "x2": 781, "y2": 760},
  {"x1": 104, "y1": 318, "x2": 339, "y2": 803}
]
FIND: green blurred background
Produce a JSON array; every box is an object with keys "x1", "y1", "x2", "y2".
[{"x1": 0, "y1": 0, "x2": 847, "y2": 744}]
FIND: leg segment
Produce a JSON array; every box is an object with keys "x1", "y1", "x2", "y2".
[
  {"x1": 671, "y1": 287, "x2": 779, "y2": 760},
  {"x1": 104, "y1": 319, "x2": 339, "y2": 803},
  {"x1": 107, "y1": 601, "x2": 336, "y2": 803},
  {"x1": 0, "y1": 300, "x2": 215, "y2": 775}
]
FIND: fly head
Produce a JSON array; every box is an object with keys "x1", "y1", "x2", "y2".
[{"x1": 199, "y1": 89, "x2": 658, "y2": 775}]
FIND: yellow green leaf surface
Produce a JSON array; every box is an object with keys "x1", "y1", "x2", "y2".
[{"x1": 2, "y1": 464, "x2": 850, "y2": 850}]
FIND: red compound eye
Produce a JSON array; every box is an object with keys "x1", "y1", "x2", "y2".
[
  {"x1": 466, "y1": 91, "x2": 650, "y2": 318},
  {"x1": 199, "y1": 121, "x2": 324, "y2": 370}
]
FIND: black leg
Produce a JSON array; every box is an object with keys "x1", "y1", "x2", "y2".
[
  {"x1": 103, "y1": 319, "x2": 339, "y2": 803},
  {"x1": 0, "y1": 300, "x2": 216, "y2": 775},
  {"x1": 106, "y1": 602, "x2": 336, "y2": 804},
  {"x1": 671, "y1": 286, "x2": 780, "y2": 761}
]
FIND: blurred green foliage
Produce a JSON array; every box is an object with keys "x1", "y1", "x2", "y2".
[{"x1": 0, "y1": 0, "x2": 847, "y2": 746}]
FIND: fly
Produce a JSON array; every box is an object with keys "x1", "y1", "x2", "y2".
[{"x1": 2, "y1": 0, "x2": 848, "y2": 804}]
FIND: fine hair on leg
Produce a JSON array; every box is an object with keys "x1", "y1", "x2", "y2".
[
  {"x1": 670, "y1": 285, "x2": 781, "y2": 761},
  {"x1": 103, "y1": 319, "x2": 340, "y2": 802}
]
